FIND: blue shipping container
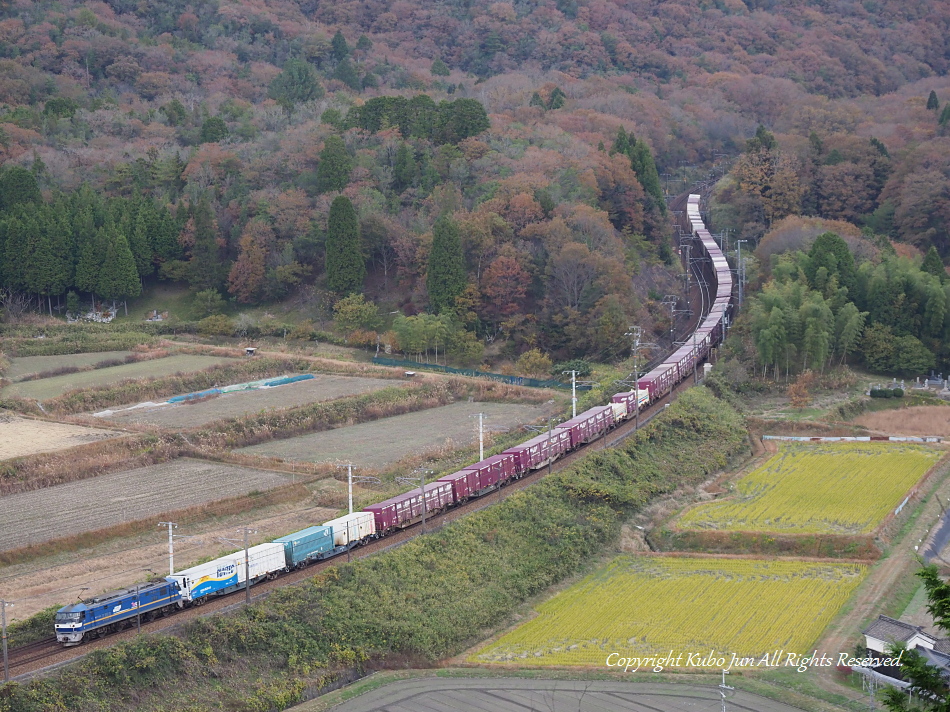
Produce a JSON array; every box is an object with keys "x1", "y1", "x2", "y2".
[{"x1": 273, "y1": 525, "x2": 335, "y2": 568}]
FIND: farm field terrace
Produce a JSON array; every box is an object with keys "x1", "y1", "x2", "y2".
[
  {"x1": 100, "y1": 374, "x2": 403, "y2": 428},
  {"x1": 0, "y1": 414, "x2": 121, "y2": 460},
  {"x1": 236, "y1": 400, "x2": 553, "y2": 468},
  {"x1": 676, "y1": 442, "x2": 942, "y2": 534},
  {"x1": 3, "y1": 354, "x2": 233, "y2": 400},
  {"x1": 4, "y1": 351, "x2": 133, "y2": 381},
  {"x1": 0, "y1": 458, "x2": 291, "y2": 551},
  {"x1": 472, "y1": 556, "x2": 866, "y2": 666}
]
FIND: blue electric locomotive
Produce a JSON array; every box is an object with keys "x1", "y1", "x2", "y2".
[{"x1": 54, "y1": 579, "x2": 181, "y2": 646}]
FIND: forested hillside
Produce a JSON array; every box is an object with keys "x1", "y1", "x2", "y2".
[{"x1": 0, "y1": 0, "x2": 948, "y2": 362}]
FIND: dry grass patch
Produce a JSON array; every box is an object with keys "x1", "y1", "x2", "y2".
[
  {"x1": 0, "y1": 414, "x2": 121, "y2": 460},
  {"x1": 853, "y1": 405, "x2": 950, "y2": 437}
]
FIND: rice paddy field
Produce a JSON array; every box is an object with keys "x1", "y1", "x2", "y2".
[
  {"x1": 0, "y1": 414, "x2": 121, "y2": 460},
  {"x1": 3, "y1": 354, "x2": 233, "y2": 400},
  {"x1": 472, "y1": 556, "x2": 866, "y2": 666},
  {"x1": 676, "y1": 442, "x2": 942, "y2": 534}
]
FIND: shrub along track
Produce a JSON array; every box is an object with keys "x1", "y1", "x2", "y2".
[{"x1": 5, "y1": 372, "x2": 695, "y2": 681}]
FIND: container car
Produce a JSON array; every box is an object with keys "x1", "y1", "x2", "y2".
[
  {"x1": 170, "y1": 542, "x2": 286, "y2": 603},
  {"x1": 273, "y1": 525, "x2": 337, "y2": 569},
  {"x1": 437, "y1": 453, "x2": 518, "y2": 501},
  {"x1": 555, "y1": 405, "x2": 615, "y2": 447},
  {"x1": 503, "y1": 428, "x2": 572, "y2": 471},
  {"x1": 324, "y1": 511, "x2": 376, "y2": 547},
  {"x1": 55, "y1": 579, "x2": 181, "y2": 645},
  {"x1": 611, "y1": 389, "x2": 650, "y2": 418},
  {"x1": 365, "y1": 480, "x2": 455, "y2": 533}
]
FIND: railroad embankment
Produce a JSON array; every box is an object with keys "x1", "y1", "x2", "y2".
[{"x1": 0, "y1": 387, "x2": 747, "y2": 712}]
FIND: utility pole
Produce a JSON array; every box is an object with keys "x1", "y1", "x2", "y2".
[
  {"x1": 562, "y1": 371, "x2": 579, "y2": 418},
  {"x1": 397, "y1": 469, "x2": 433, "y2": 533},
  {"x1": 470, "y1": 413, "x2": 486, "y2": 460},
  {"x1": 1, "y1": 599, "x2": 10, "y2": 683},
  {"x1": 736, "y1": 239, "x2": 747, "y2": 310},
  {"x1": 719, "y1": 669, "x2": 734, "y2": 712},
  {"x1": 158, "y1": 521, "x2": 177, "y2": 576},
  {"x1": 225, "y1": 528, "x2": 259, "y2": 606},
  {"x1": 339, "y1": 464, "x2": 379, "y2": 515},
  {"x1": 624, "y1": 327, "x2": 659, "y2": 431}
]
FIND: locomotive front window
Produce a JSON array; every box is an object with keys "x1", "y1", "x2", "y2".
[{"x1": 55, "y1": 612, "x2": 83, "y2": 623}]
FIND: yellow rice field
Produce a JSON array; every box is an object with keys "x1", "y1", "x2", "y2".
[
  {"x1": 678, "y1": 442, "x2": 941, "y2": 534},
  {"x1": 472, "y1": 556, "x2": 866, "y2": 666}
]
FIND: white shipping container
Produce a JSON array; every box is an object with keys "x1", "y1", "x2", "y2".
[
  {"x1": 230, "y1": 543, "x2": 286, "y2": 583},
  {"x1": 169, "y1": 554, "x2": 241, "y2": 601},
  {"x1": 324, "y1": 512, "x2": 376, "y2": 546},
  {"x1": 610, "y1": 402, "x2": 627, "y2": 421}
]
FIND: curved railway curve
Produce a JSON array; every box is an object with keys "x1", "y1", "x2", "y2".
[{"x1": 6, "y1": 190, "x2": 732, "y2": 680}]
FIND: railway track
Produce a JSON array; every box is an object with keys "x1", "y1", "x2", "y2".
[{"x1": 6, "y1": 189, "x2": 721, "y2": 681}]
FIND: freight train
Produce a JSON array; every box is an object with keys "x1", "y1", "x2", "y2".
[{"x1": 54, "y1": 194, "x2": 731, "y2": 646}]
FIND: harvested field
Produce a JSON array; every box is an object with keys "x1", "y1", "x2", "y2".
[
  {"x1": 0, "y1": 458, "x2": 290, "y2": 551},
  {"x1": 853, "y1": 405, "x2": 950, "y2": 437},
  {"x1": 101, "y1": 374, "x2": 402, "y2": 429},
  {"x1": 5, "y1": 352, "x2": 132, "y2": 381},
  {"x1": 0, "y1": 415, "x2": 121, "y2": 460},
  {"x1": 3, "y1": 354, "x2": 232, "y2": 400},
  {"x1": 472, "y1": 555, "x2": 866, "y2": 666},
  {"x1": 237, "y1": 401, "x2": 552, "y2": 468}
]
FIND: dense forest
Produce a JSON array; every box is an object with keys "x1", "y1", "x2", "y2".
[{"x1": 0, "y1": 0, "x2": 948, "y2": 365}]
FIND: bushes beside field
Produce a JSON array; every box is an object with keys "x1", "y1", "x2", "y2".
[{"x1": 0, "y1": 388, "x2": 748, "y2": 712}]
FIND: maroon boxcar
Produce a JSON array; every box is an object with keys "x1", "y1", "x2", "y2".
[
  {"x1": 503, "y1": 429, "x2": 572, "y2": 472},
  {"x1": 437, "y1": 453, "x2": 518, "y2": 501},
  {"x1": 363, "y1": 480, "x2": 455, "y2": 533},
  {"x1": 555, "y1": 405, "x2": 615, "y2": 447}
]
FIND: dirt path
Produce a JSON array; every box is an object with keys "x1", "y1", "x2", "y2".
[
  {"x1": 812, "y1": 457, "x2": 950, "y2": 700},
  {"x1": 0, "y1": 501, "x2": 337, "y2": 622}
]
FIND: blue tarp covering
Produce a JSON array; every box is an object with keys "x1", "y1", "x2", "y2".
[
  {"x1": 167, "y1": 388, "x2": 222, "y2": 403},
  {"x1": 263, "y1": 374, "x2": 315, "y2": 387}
]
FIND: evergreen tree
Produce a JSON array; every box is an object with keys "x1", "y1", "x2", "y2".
[
  {"x1": 356, "y1": 35, "x2": 373, "y2": 52},
  {"x1": 611, "y1": 126, "x2": 630, "y2": 156},
  {"x1": 129, "y1": 208, "x2": 153, "y2": 279},
  {"x1": 529, "y1": 92, "x2": 546, "y2": 110},
  {"x1": 427, "y1": 213, "x2": 466, "y2": 313},
  {"x1": 268, "y1": 59, "x2": 324, "y2": 110},
  {"x1": 316, "y1": 135, "x2": 352, "y2": 193},
  {"x1": 547, "y1": 86, "x2": 566, "y2": 109},
  {"x1": 0, "y1": 166, "x2": 41, "y2": 211},
  {"x1": 325, "y1": 196, "x2": 364, "y2": 294},
  {"x1": 74, "y1": 223, "x2": 106, "y2": 304},
  {"x1": 922, "y1": 245, "x2": 946, "y2": 282},
  {"x1": 188, "y1": 197, "x2": 225, "y2": 291},
  {"x1": 331, "y1": 31, "x2": 350, "y2": 61},
  {"x1": 628, "y1": 139, "x2": 666, "y2": 215},
  {"x1": 927, "y1": 89, "x2": 940, "y2": 111},
  {"x1": 392, "y1": 143, "x2": 417, "y2": 194},
  {"x1": 431, "y1": 58, "x2": 450, "y2": 76},
  {"x1": 333, "y1": 59, "x2": 362, "y2": 91},
  {"x1": 940, "y1": 104, "x2": 950, "y2": 126},
  {"x1": 98, "y1": 227, "x2": 141, "y2": 310},
  {"x1": 199, "y1": 116, "x2": 229, "y2": 143}
]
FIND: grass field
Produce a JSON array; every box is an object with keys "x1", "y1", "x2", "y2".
[
  {"x1": 0, "y1": 458, "x2": 291, "y2": 551},
  {"x1": 102, "y1": 374, "x2": 403, "y2": 428},
  {"x1": 3, "y1": 354, "x2": 232, "y2": 400},
  {"x1": 5, "y1": 352, "x2": 133, "y2": 381},
  {"x1": 0, "y1": 414, "x2": 121, "y2": 460},
  {"x1": 677, "y1": 442, "x2": 942, "y2": 534},
  {"x1": 472, "y1": 556, "x2": 866, "y2": 665},
  {"x1": 237, "y1": 401, "x2": 552, "y2": 468}
]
